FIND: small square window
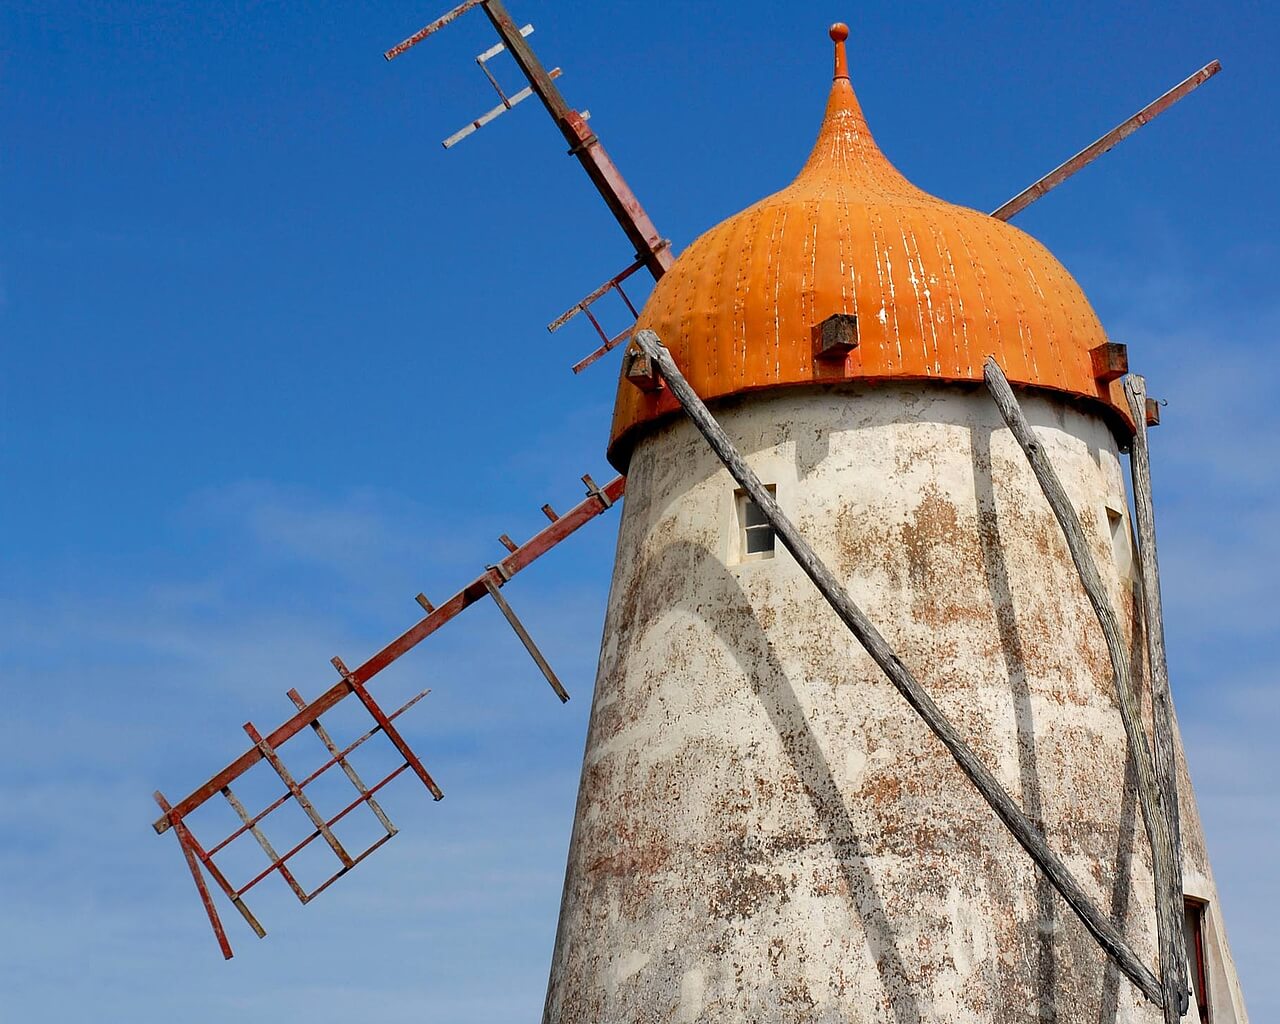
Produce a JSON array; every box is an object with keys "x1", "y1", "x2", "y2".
[{"x1": 735, "y1": 487, "x2": 776, "y2": 563}]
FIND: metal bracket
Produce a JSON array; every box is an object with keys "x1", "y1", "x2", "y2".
[{"x1": 581, "y1": 473, "x2": 613, "y2": 509}]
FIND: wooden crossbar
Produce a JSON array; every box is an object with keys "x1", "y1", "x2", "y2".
[
  {"x1": 221, "y1": 784, "x2": 308, "y2": 903},
  {"x1": 332, "y1": 657, "x2": 445, "y2": 802},
  {"x1": 245, "y1": 722, "x2": 355, "y2": 869}
]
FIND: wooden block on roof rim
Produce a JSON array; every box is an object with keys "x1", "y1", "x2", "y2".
[
  {"x1": 625, "y1": 349, "x2": 663, "y2": 392},
  {"x1": 1145, "y1": 397, "x2": 1161, "y2": 427},
  {"x1": 1090, "y1": 342, "x2": 1129, "y2": 382},
  {"x1": 814, "y1": 313, "x2": 859, "y2": 362}
]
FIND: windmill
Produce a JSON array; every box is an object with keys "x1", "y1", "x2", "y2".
[{"x1": 151, "y1": 4, "x2": 1249, "y2": 1021}]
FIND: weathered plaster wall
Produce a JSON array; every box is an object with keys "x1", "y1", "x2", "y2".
[{"x1": 544, "y1": 383, "x2": 1241, "y2": 1024}]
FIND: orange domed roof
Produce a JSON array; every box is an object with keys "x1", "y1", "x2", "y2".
[{"x1": 608, "y1": 26, "x2": 1127, "y2": 470}]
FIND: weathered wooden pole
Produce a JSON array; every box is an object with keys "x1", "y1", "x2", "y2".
[
  {"x1": 983, "y1": 356, "x2": 1184, "y2": 1021},
  {"x1": 632, "y1": 328, "x2": 1164, "y2": 1007},
  {"x1": 1125, "y1": 373, "x2": 1190, "y2": 1014}
]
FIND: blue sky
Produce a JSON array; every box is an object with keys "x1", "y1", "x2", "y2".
[{"x1": 2, "y1": 1, "x2": 1277, "y2": 1020}]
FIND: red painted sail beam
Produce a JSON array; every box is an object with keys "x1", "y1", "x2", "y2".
[
  {"x1": 153, "y1": 472, "x2": 626, "y2": 834},
  {"x1": 991, "y1": 60, "x2": 1221, "y2": 222},
  {"x1": 385, "y1": 0, "x2": 672, "y2": 280},
  {"x1": 383, "y1": 0, "x2": 484, "y2": 61},
  {"x1": 476, "y1": 0, "x2": 671, "y2": 278}
]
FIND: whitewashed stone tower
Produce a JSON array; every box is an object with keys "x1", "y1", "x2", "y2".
[{"x1": 542, "y1": 25, "x2": 1247, "y2": 1024}]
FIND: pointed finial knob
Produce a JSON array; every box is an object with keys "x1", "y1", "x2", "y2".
[{"x1": 829, "y1": 22, "x2": 850, "y2": 81}]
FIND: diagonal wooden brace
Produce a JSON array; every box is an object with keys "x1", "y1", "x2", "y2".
[
  {"x1": 983, "y1": 357, "x2": 1185, "y2": 1020},
  {"x1": 483, "y1": 576, "x2": 570, "y2": 702},
  {"x1": 154, "y1": 790, "x2": 236, "y2": 960},
  {"x1": 632, "y1": 328, "x2": 1164, "y2": 1007}
]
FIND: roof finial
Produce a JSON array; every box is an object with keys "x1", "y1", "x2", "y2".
[{"x1": 829, "y1": 22, "x2": 850, "y2": 82}]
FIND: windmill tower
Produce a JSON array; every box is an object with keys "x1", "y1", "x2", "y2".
[
  {"x1": 148, "y1": 8, "x2": 1250, "y2": 1023},
  {"x1": 541, "y1": 26, "x2": 1248, "y2": 1024}
]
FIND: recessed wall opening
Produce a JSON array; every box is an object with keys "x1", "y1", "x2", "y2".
[
  {"x1": 1184, "y1": 895, "x2": 1211, "y2": 1024},
  {"x1": 735, "y1": 486, "x2": 776, "y2": 563},
  {"x1": 1105, "y1": 503, "x2": 1133, "y2": 578}
]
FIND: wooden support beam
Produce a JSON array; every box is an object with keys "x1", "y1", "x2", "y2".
[
  {"x1": 1125, "y1": 374, "x2": 1190, "y2": 1016},
  {"x1": 156, "y1": 789, "x2": 267, "y2": 945},
  {"x1": 632, "y1": 328, "x2": 1163, "y2": 1007},
  {"x1": 478, "y1": 0, "x2": 672, "y2": 278},
  {"x1": 983, "y1": 357, "x2": 1184, "y2": 1021},
  {"x1": 383, "y1": 1, "x2": 671, "y2": 279}
]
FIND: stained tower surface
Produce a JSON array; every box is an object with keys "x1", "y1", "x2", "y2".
[{"x1": 543, "y1": 25, "x2": 1248, "y2": 1024}]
